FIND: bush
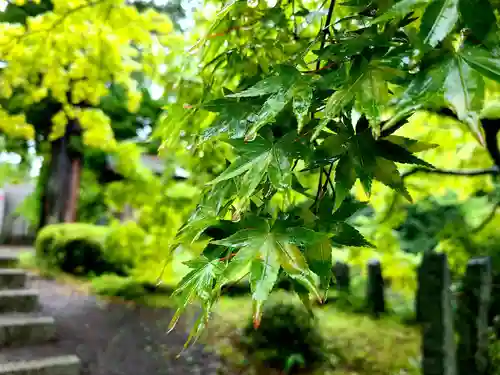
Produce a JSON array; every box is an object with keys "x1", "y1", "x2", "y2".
[
  {"x1": 35, "y1": 223, "x2": 123, "y2": 276},
  {"x1": 104, "y1": 220, "x2": 149, "y2": 271},
  {"x1": 241, "y1": 302, "x2": 324, "y2": 374}
]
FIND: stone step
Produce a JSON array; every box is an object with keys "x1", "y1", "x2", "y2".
[
  {"x1": 0, "y1": 290, "x2": 39, "y2": 314},
  {"x1": 0, "y1": 270, "x2": 26, "y2": 290},
  {"x1": 0, "y1": 345, "x2": 80, "y2": 375},
  {"x1": 0, "y1": 254, "x2": 17, "y2": 269},
  {"x1": 0, "y1": 357, "x2": 80, "y2": 375},
  {"x1": 0, "y1": 314, "x2": 56, "y2": 347}
]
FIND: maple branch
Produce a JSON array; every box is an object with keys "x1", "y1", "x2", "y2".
[
  {"x1": 315, "y1": 0, "x2": 336, "y2": 71},
  {"x1": 401, "y1": 166, "x2": 500, "y2": 179}
]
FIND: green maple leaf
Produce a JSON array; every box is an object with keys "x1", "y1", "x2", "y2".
[
  {"x1": 213, "y1": 218, "x2": 322, "y2": 327},
  {"x1": 329, "y1": 129, "x2": 431, "y2": 203},
  {"x1": 219, "y1": 65, "x2": 316, "y2": 138},
  {"x1": 168, "y1": 257, "x2": 224, "y2": 346},
  {"x1": 444, "y1": 55, "x2": 485, "y2": 143},
  {"x1": 419, "y1": 0, "x2": 459, "y2": 48},
  {"x1": 207, "y1": 133, "x2": 307, "y2": 215}
]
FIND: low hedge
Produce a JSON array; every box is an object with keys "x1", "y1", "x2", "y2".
[{"x1": 35, "y1": 223, "x2": 128, "y2": 276}]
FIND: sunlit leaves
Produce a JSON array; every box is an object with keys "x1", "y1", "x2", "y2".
[
  {"x1": 444, "y1": 56, "x2": 485, "y2": 143},
  {"x1": 0, "y1": 0, "x2": 173, "y2": 151},
  {"x1": 0, "y1": 109, "x2": 34, "y2": 140},
  {"x1": 419, "y1": 0, "x2": 459, "y2": 47}
]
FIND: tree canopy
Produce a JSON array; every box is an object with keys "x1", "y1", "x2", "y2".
[{"x1": 0, "y1": 0, "x2": 173, "y2": 150}]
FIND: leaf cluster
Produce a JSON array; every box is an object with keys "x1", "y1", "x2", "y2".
[{"x1": 162, "y1": 0, "x2": 500, "y2": 343}]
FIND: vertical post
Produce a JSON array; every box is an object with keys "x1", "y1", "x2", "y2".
[
  {"x1": 418, "y1": 252, "x2": 457, "y2": 375},
  {"x1": 366, "y1": 259, "x2": 385, "y2": 317},
  {"x1": 332, "y1": 261, "x2": 350, "y2": 293},
  {"x1": 457, "y1": 257, "x2": 492, "y2": 375}
]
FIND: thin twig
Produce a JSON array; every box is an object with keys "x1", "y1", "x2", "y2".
[
  {"x1": 315, "y1": 0, "x2": 336, "y2": 71},
  {"x1": 472, "y1": 201, "x2": 500, "y2": 233},
  {"x1": 379, "y1": 166, "x2": 500, "y2": 224},
  {"x1": 311, "y1": 169, "x2": 324, "y2": 213},
  {"x1": 321, "y1": 161, "x2": 335, "y2": 197}
]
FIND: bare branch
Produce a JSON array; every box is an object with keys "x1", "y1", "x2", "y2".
[
  {"x1": 402, "y1": 166, "x2": 500, "y2": 179},
  {"x1": 315, "y1": 0, "x2": 336, "y2": 71}
]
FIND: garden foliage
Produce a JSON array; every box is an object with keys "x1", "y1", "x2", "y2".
[{"x1": 158, "y1": 0, "x2": 500, "y2": 344}]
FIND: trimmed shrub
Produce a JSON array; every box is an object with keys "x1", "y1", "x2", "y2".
[
  {"x1": 241, "y1": 302, "x2": 324, "y2": 373},
  {"x1": 103, "y1": 220, "x2": 149, "y2": 272},
  {"x1": 35, "y1": 223, "x2": 122, "y2": 276}
]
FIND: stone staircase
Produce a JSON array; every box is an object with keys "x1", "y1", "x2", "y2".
[{"x1": 0, "y1": 250, "x2": 80, "y2": 375}]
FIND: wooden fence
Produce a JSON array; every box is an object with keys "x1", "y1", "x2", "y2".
[{"x1": 333, "y1": 254, "x2": 492, "y2": 375}]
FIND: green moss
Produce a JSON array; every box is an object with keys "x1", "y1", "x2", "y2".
[
  {"x1": 90, "y1": 273, "x2": 175, "y2": 300},
  {"x1": 206, "y1": 293, "x2": 420, "y2": 375}
]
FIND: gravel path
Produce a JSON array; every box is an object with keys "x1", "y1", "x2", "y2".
[{"x1": 30, "y1": 276, "x2": 225, "y2": 375}]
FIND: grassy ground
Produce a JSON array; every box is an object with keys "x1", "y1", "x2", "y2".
[
  {"x1": 204, "y1": 293, "x2": 421, "y2": 375},
  {"x1": 19, "y1": 251, "x2": 421, "y2": 375}
]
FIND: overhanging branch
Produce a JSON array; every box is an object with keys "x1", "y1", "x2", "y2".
[{"x1": 402, "y1": 166, "x2": 500, "y2": 179}]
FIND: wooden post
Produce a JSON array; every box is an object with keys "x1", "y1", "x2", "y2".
[
  {"x1": 332, "y1": 261, "x2": 350, "y2": 293},
  {"x1": 418, "y1": 252, "x2": 457, "y2": 375},
  {"x1": 457, "y1": 257, "x2": 492, "y2": 375},
  {"x1": 366, "y1": 259, "x2": 385, "y2": 317}
]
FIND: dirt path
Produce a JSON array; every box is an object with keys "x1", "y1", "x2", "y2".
[{"x1": 30, "y1": 276, "x2": 225, "y2": 375}]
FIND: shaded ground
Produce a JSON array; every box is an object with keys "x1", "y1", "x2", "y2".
[{"x1": 30, "y1": 276, "x2": 225, "y2": 375}]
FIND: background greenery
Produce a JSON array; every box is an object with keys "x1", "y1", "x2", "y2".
[{"x1": 2, "y1": 0, "x2": 500, "y2": 374}]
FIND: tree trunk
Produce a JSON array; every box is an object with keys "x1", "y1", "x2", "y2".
[{"x1": 40, "y1": 119, "x2": 82, "y2": 227}]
